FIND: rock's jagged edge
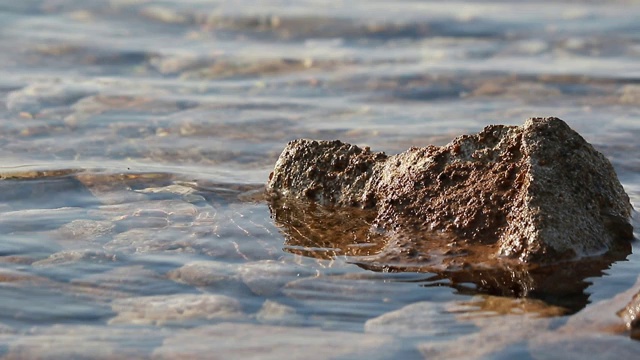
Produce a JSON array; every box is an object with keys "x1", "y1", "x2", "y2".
[{"x1": 267, "y1": 117, "x2": 634, "y2": 264}]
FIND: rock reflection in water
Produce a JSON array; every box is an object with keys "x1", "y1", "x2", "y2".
[
  {"x1": 269, "y1": 197, "x2": 631, "y2": 314},
  {"x1": 269, "y1": 197, "x2": 387, "y2": 260}
]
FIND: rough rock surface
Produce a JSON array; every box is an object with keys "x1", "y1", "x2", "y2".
[{"x1": 267, "y1": 117, "x2": 633, "y2": 263}]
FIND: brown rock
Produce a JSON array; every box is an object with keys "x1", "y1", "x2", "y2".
[{"x1": 267, "y1": 117, "x2": 633, "y2": 264}]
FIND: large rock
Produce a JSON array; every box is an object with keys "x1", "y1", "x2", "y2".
[{"x1": 267, "y1": 117, "x2": 633, "y2": 264}]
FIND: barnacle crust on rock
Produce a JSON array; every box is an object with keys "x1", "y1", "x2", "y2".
[{"x1": 267, "y1": 117, "x2": 633, "y2": 264}]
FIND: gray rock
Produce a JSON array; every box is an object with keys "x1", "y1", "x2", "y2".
[
  {"x1": 267, "y1": 117, "x2": 633, "y2": 264},
  {"x1": 238, "y1": 260, "x2": 314, "y2": 296},
  {"x1": 109, "y1": 294, "x2": 245, "y2": 326}
]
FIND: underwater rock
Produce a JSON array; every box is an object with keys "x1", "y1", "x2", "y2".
[
  {"x1": 109, "y1": 294, "x2": 245, "y2": 326},
  {"x1": 267, "y1": 117, "x2": 633, "y2": 263},
  {"x1": 364, "y1": 301, "x2": 464, "y2": 337},
  {"x1": 255, "y1": 300, "x2": 305, "y2": 326},
  {"x1": 238, "y1": 260, "x2": 315, "y2": 296},
  {"x1": 152, "y1": 322, "x2": 398, "y2": 359},
  {"x1": 618, "y1": 290, "x2": 640, "y2": 340}
]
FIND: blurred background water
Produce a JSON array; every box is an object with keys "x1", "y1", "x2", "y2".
[{"x1": 0, "y1": 0, "x2": 639, "y2": 358}]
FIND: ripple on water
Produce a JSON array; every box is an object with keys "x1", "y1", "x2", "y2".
[{"x1": 0, "y1": 0, "x2": 639, "y2": 357}]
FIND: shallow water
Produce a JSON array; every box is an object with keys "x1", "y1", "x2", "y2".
[{"x1": 0, "y1": 0, "x2": 640, "y2": 358}]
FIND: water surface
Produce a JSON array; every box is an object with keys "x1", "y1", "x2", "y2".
[{"x1": 0, "y1": 0, "x2": 640, "y2": 358}]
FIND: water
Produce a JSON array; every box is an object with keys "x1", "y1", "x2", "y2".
[{"x1": 0, "y1": 0, "x2": 639, "y2": 358}]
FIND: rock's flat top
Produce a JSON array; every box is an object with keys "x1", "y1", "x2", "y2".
[{"x1": 267, "y1": 117, "x2": 633, "y2": 264}]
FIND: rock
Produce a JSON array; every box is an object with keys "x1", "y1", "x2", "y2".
[
  {"x1": 140, "y1": 5, "x2": 191, "y2": 24},
  {"x1": 451, "y1": 295, "x2": 568, "y2": 318},
  {"x1": 519, "y1": 274, "x2": 640, "y2": 357},
  {"x1": 32, "y1": 249, "x2": 119, "y2": 267},
  {"x1": 559, "y1": 273, "x2": 640, "y2": 337},
  {"x1": 283, "y1": 272, "x2": 417, "y2": 304},
  {"x1": 72, "y1": 265, "x2": 185, "y2": 297},
  {"x1": 108, "y1": 294, "x2": 245, "y2": 326},
  {"x1": 419, "y1": 313, "x2": 553, "y2": 360},
  {"x1": 267, "y1": 117, "x2": 633, "y2": 264},
  {"x1": 54, "y1": 219, "x2": 115, "y2": 243},
  {"x1": 104, "y1": 228, "x2": 190, "y2": 254},
  {"x1": 282, "y1": 272, "x2": 431, "y2": 329},
  {"x1": 618, "y1": 84, "x2": 640, "y2": 105},
  {"x1": 618, "y1": 291, "x2": 640, "y2": 340},
  {"x1": 5, "y1": 82, "x2": 98, "y2": 114},
  {"x1": 165, "y1": 260, "x2": 252, "y2": 297},
  {"x1": 559, "y1": 277, "x2": 640, "y2": 340},
  {"x1": 238, "y1": 260, "x2": 315, "y2": 296},
  {"x1": 415, "y1": 296, "x2": 557, "y2": 360},
  {"x1": 528, "y1": 334, "x2": 640, "y2": 360},
  {"x1": 255, "y1": 300, "x2": 305, "y2": 326},
  {"x1": 364, "y1": 301, "x2": 470, "y2": 337},
  {"x1": 167, "y1": 261, "x2": 240, "y2": 288},
  {"x1": 268, "y1": 139, "x2": 386, "y2": 208}
]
